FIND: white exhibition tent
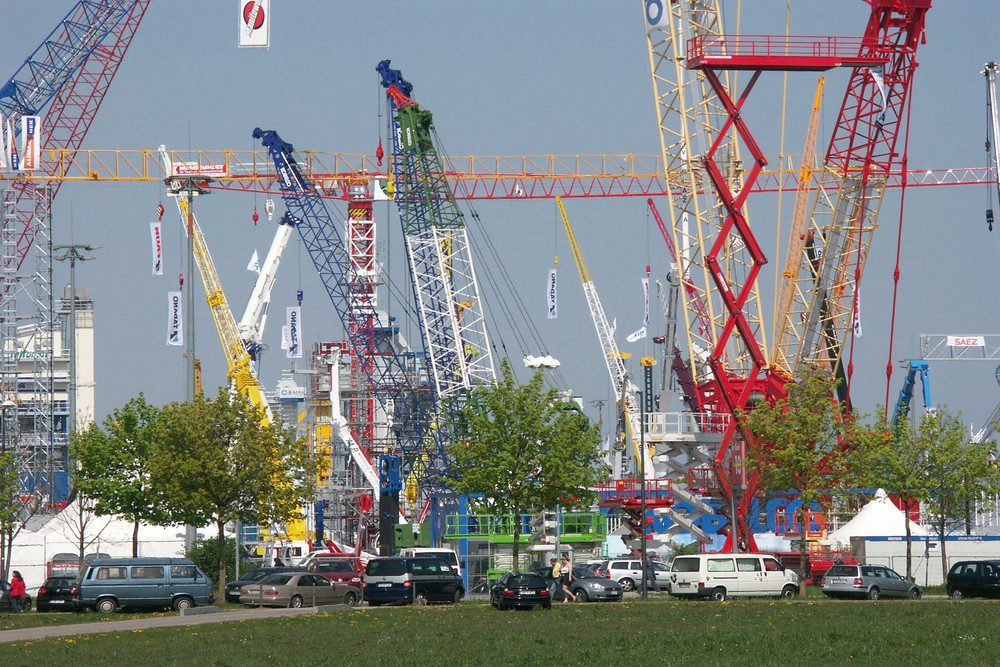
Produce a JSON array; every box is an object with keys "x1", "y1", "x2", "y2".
[{"x1": 824, "y1": 488, "x2": 927, "y2": 547}]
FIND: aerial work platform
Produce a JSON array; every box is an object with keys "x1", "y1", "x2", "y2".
[{"x1": 686, "y1": 35, "x2": 890, "y2": 71}]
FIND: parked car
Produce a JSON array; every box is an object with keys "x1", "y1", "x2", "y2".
[
  {"x1": 531, "y1": 565, "x2": 624, "y2": 602},
  {"x1": 668, "y1": 553, "x2": 799, "y2": 601},
  {"x1": 240, "y1": 572, "x2": 360, "y2": 608},
  {"x1": 397, "y1": 548, "x2": 463, "y2": 579},
  {"x1": 946, "y1": 560, "x2": 1000, "y2": 599},
  {"x1": 821, "y1": 564, "x2": 921, "y2": 600},
  {"x1": 490, "y1": 572, "x2": 552, "y2": 610},
  {"x1": 36, "y1": 576, "x2": 78, "y2": 612},
  {"x1": 225, "y1": 567, "x2": 306, "y2": 603},
  {"x1": 77, "y1": 557, "x2": 214, "y2": 613},
  {"x1": 307, "y1": 557, "x2": 364, "y2": 587},
  {"x1": 363, "y1": 557, "x2": 464, "y2": 606},
  {"x1": 598, "y1": 558, "x2": 671, "y2": 592},
  {"x1": 0, "y1": 579, "x2": 32, "y2": 612}
]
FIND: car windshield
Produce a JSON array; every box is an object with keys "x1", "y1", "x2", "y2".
[
  {"x1": 826, "y1": 565, "x2": 859, "y2": 577},
  {"x1": 316, "y1": 561, "x2": 354, "y2": 573},
  {"x1": 260, "y1": 574, "x2": 293, "y2": 585},
  {"x1": 507, "y1": 574, "x2": 545, "y2": 586},
  {"x1": 367, "y1": 560, "x2": 406, "y2": 576},
  {"x1": 43, "y1": 578, "x2": 72, "y2": 587},
  {"x1": 671, "y1": 558, "x2": 700, "y2": 573}
]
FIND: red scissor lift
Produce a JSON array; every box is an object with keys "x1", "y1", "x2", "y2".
[{"x1": 682, "y1": 0, "x2": 927, "y2": 553}]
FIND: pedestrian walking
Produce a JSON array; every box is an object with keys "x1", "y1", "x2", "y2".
[
  {"x1": 644, "y1": 555, "x2": 661, "y2": 593},
  {"x1": 560, "y1": 556, "x2": 576, "y2": 603},
  {"x1": 9, "y1": 571, "x2": 26, "y2": 613}
]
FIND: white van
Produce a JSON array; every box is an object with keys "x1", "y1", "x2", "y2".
[
  {"x1": 397, "y1": 548, "x2": 462, "y2": 579},
  {"x1": 668, "y1": 553, "x2": 798, "y2": 601}
]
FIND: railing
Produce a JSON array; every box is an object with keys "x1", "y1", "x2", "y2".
[
  {"x1": 687, "y1": 34, "x2": 876, "y2": 64},
  {"x1": 444, "y1": 512, "x2": 605, "y2": 543},
  {"x1": 596, "y1": 478, "x2": 673, "y2": 505},
  {"x1": 645, "y1": 411, "x2": 730, "y2": 438}
]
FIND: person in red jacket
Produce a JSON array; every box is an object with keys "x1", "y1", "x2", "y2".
[{"x1": 9, "y1": 571, "x2": 26, "y2": 613}]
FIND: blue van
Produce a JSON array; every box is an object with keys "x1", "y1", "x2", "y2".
[
  {"x1": 77, "y1": 557, "x2": 214, "y2": 612},
  {"x1": 363, "y1": 557, "x2": 464, "y2": 606}
]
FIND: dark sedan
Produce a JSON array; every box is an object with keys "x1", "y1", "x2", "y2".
[
  {"x1": 532, "y1": 566, "x2": 624, "y2": 602},
  {"x1": 36, "y1": 576, "x2": 77, "y2": 612},
  {"x1": 490, "y1": 572, "x2": 552, "y2": 610},
  {"x1": 225, "y1": 566, "x2": 305, "y2": 603}
]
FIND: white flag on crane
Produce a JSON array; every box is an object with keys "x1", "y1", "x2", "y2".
[
  {"x1": 547, "y1": 268, "x2": 557, "y2": 319},
  {"x1": 150, "y1": 223, "x2": 162, "y2": 276},
  {"x1": 247, "y1": 249, "x2": 260, "y2": 274},
  {"x1": 6, "y1": 117, "x2": 19, "y2": 170},
  {"x1": 19, "y1": 115, "x2": 40, "y2": 171},
  {"x1": 286, "y1": 306, "x2": 302, "y2": 358},
  {"x1": 167, "y1": 292, "x2": 183, "y2": 346},
  {"x1": 626, "y1": 326, "x2": 648, "y2": 343},
  {"x1": 238, "y1": 0, "x2": 270, "y2": 48},
  {"x1": 0, "y1": 112, "x2": 7, "y2": 169},
  {"x1": 644, "y1": 0, "x2": 669, "y2": 33},
  {"x1": 853, "y1": 288, "x2": 862, "y2": 338},
  {"x1": 642, "y1": 278, "x2": 650, "y2": 326},
  {"x1": 869, "y1": 68, "x2": 888, "y2": 125}
]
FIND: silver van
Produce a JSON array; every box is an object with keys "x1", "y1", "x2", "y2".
[
  {"x1": 668, "y1": 553, "x2": 799, "y2": 601},
  {"x1": 77, "y1": 557, "x2": 215, "y2": 612}
]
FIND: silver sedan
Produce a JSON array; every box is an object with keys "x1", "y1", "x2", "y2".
[
  {"x1": 240, "y1": 572, "x2": 360, "y2": 608},
  {"x1": 822, "y1": 564, "x2": 922, "y2": 600}
]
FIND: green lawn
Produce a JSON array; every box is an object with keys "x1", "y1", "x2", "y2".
[{"x1": 0, "y1": 598, "x2": 996, "y2": 666}]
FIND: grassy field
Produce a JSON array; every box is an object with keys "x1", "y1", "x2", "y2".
[{"x1": 0, "y1": 597, "x2": 996, "y2": 666}]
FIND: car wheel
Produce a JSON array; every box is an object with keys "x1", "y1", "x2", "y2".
[
  {"x1": 908, "y1": 588, "x2": 921, "y2": 600},
  {"x1": 949, "y1": 588, "x2": 964, "y2": 600},
  {"x1": 867, "y1": 587, "x2": 880, "y2": 601},
  {"x1": 711, "y1": 587, "x2": 727, "y2": 602},
  {"x1": 619, "y1": 578, "x2": 635, "y2": 592},
  {"x1": 414, "y1": 589, "x2": 428, "y2": 606},
  {"x1": 573, "y1": 588, "x2": 589, "y2": 603},
  {"x1": 780, "y1": 585, "x2": 797, "y2": 599},
  {"x1": 490, "y1": 594, "x2": 498, "y2": 609},
  {"x1": 172, "y1": 596, "x2": 194, "y2": 612},
  {"x1": 289, "y1": 595, "x2": 304, "y2": 608},
  {"x1": 97, "y1": 598, "x2": 118, "y2": 614},
  {"x1": 343, "y1": 592, "x2": 358, "y2": 607},
  {"x1": 453, "y1": 589, "x2": 463, "y2": 604},
  {"x1": 23, "y1": 597, "x2": 31, "y2": 612},
  {"x1": 541, "y1": 602, "x2": 552, "y2": 610}
]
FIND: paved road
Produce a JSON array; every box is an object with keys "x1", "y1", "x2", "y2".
[{"x1": 0, "y1": 605, "x2": 352, "y2": 645}]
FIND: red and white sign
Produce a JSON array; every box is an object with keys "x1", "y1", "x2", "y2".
[
  {"x1": 946, "y1": 335, "x2": 985, "y2": 348},
  {"x1": 20, "y1": 115, "x2": 41, "y2": 171},
  {"x1": 172, "y1": 162, "x2": 227, "y2": 178},
  {"x1": 238, "y1": 0, "x2": 270, "y2": 48}
]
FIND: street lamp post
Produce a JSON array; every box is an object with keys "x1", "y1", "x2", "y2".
[
  {"x1": 52, "y1": 244, "x2": 99, "y2": 439},
  {"x1": 639, "y1": 389, "x2": 647, "y2": 600}
]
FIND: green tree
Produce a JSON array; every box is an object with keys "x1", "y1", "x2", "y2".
[
  {"x1": 149, "y1": 388, "x2": 317, "y2": 602},
  {"x1": 0, "y1": 451, "x2": 20, "y2": 579},
  {"x1": 186, "y1": 536, "x2": 256, "y2": 590},
  {"x1": 446, "y1": 360, "x2": 605, "y2": 570},
  {"x1": 71, "y1": 394, "x2": 171, "y2": 557},
  {"x1": 738, "y1": 367, "x2": 857, "y2": 594}
]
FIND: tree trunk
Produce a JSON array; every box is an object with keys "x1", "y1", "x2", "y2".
[
  {"x1": 132, "y1": 519, "x2": 140, "y2": 558},
  {"x1": 799, "y1": 506, "x2": 808, "y2": 596},
  {"x1": 217, "y1": 520, "x2": 227, "y2": 604},
  {"x1": 511, "y1": 508, "x2": 521, "y2": 572},
  {"x1": 939, "y1": 516, "x2": 949, "y2": 583},
  {"x1": 904, "y1": 499, "x2": 913, "y2": 581}
]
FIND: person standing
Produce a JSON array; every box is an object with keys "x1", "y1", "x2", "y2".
[
  {"x1": 9, "y1": 571, "x2": 26, "y2": 613},
  {"x1": 560, "y1": 556, "x2": 576, "y2": 603},
  {"x1": 549, "y1": 558, "x2": 562, "y2": 601},
  {"x1": 644, "y1": 555, "x2": 662, "y2": 593}
]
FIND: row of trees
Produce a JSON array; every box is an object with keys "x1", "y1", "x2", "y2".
[
  {"x1": 741, "y1": 367, "x2": 1000, "y2": 585},
  {"x1": 71, "y1": 389, "x2": 316, "y2": 601}
]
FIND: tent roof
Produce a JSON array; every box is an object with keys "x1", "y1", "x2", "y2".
[{"x1": 824, "y1": 489, "x2": 927, "y2": 546}]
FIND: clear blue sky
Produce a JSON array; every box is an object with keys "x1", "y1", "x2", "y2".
[{"x1": 2, "y1": 1, "x2": 1000, "y2": 436}]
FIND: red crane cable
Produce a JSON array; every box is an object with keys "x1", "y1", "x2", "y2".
[{"x1": 883, "y1": 86, "x2": 917, "y2": 418}]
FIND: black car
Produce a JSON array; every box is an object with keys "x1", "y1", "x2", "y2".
[
  {"x1": 947, "y1": 560, "x2": 1000, "y2": 599},
  {"x1": 490, "y1": 572, "x2": 552, "y2": 610},
  {"x1": 0, "y1": 579, "x2": 32, "y2": 612},
  {"x1": 36, "y1": 576, "x2": 78, "y2": 612},
  {"x1": 531, "y1": 565, "x2": 624, "y2": 603},
  {"x1": 225, "y1": 566, "x2": 306, "y2": 603}
]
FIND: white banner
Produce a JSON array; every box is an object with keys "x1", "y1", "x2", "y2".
[
  {"x1": 642, "y1": 277, "x2": 650, "y2": 326},
  {"x1": 19, "y1": 115, "x2": 40, "y2": 171},
  {"x1": 0, "y1": 112, "x2": 7, "y2": 169},
  {"x1": 247, "y1": 249, "x2": 260, "y2": 274},
  {"x1": 167, "y1": 292, "x2": 182, "y2": 346},
  {"x1": 238, "y1": 0, "x2": 270, "y2": 48},
  {"x1": 947, "y1": 335, "x2": 985, "y2": 348},
  {"x1": 7, "y1": 118, "x2": 18, "y2": 170},
  {"x1": 644, "y1": 0, "x2": 669, "y2": 33},
  {"x1": 626, "y1": 326, "x2": 647, "y2": 343},
  {"x1": 280, "y1": 325, "x2": 289, "y2": 350},
  {"x1": 852, "y1": 288, "x2": 862, "y2": 338},
  {"x1": 286, "y1": 306, "x2": 302, "y2": 358},
  {"x1": 547, "y1": 268, "x2": 557, "y2": 319},
  {"x1": 150, "y1": 223, "x2": 162, "y2": 276}
]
